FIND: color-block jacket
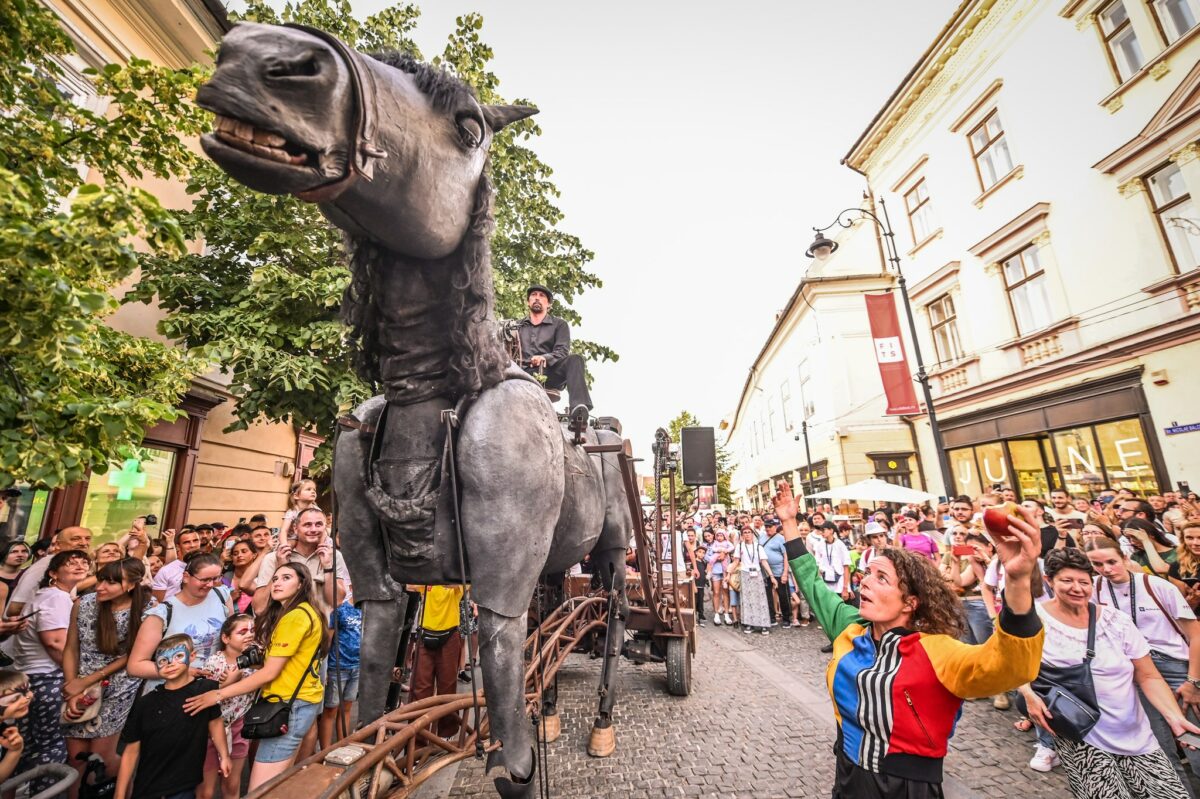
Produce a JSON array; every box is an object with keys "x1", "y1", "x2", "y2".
[{"x1": 786, "y1": 539, "x2": 1043, "y2": 788}]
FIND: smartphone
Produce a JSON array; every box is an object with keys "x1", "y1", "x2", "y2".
[
  {"x1": 1062, "y1": 518, "x2": 1084, "y2": 530},
  {"x1": 224, "y1": 539, "x2": 236, "y2": 551},
  {"x1": 11, "y1": 609, "x2": 37, "y2": 622},
  {"x1": 952, "y1": 545, "x2": 974, "y2": 557},
  {"x1": 1179, "y1": 731, "x2": 1200, "y2": 750}
]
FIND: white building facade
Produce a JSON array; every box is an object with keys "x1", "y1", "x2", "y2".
[
  {"x1": 725, "y1": 219, "x2": 931, "y2": 510},
  {"x1": 844, "y1": 0, "x2": 1200, "y2": 501}
]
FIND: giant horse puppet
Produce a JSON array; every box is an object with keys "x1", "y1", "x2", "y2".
[{"x1": 195, "y1": 22, "x2": 633, "y2": 797}]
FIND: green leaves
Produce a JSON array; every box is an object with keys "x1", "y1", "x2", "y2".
[{"x1": 0, "y1": 1, "x2": 200, "y2": 488}]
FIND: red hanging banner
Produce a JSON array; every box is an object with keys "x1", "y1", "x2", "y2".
[{"x1": 864, "y1": 293, "x2": 920, "y2": 415}]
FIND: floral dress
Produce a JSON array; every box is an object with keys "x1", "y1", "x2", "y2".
[{"x1": 61, "y1": 594, "x2": 144, "y2": 739}]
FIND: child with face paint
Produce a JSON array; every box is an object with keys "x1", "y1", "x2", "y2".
[{"x1": 115, "y1": 635, "x2": 228, "y2": 799}]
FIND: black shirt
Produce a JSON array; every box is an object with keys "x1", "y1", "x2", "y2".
[
  {"x1": 120, "y1": 678, "x2": 220, "y2": 799},
  {"x1": 517, "y1": 315, "x2": 570, "y2": 367},
  {"x1": 1038, "y1": 524, "x2": 1078, "y2": 559}
]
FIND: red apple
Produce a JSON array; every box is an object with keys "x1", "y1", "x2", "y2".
[{"x1": 982, "y1": 502, "x2": 1021, "y2": 540}]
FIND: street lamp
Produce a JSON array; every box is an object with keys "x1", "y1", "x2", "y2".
[{"x1": 805, "y1": 197, "x2": 954, "y2": 499}]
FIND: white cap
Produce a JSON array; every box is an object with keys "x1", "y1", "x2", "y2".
[{"x1": 864, "y1": 522, "x2": 887, "y2": 536}]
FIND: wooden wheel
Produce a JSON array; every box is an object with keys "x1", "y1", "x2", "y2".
[{"x1": 665, "y1": 636, "x2": 691, "y2": 696}]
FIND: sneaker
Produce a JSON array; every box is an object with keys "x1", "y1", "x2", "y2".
[
  {"x1": 761, "y1": 629, "x2": 770, "y2": 635},
  {"x1": 699, "y1": 619, "x2": 706, "y2": 627},
  {"x1": 724, "y1": 612, "x2": 734, "y2": 625},
  {"x1": 713, "y1": 615, "x2": 722, "y2": 627},
  {"x1": 782, "y1": 622, "x2": 792, "y2": 629},
  {"x1": 457, "y1": 668, "x2": 472, "y2": 683},
  {"x1": 1028, "y1": 744, "x2": 1060, "y2": 772},
  {"x1": 993, "y1": 693, "x2": 1012, "y2": 711},
  {"x1": 744, "y1": 627, "x2": 752, "y2": 634},
  {"x1": 800, "y1": 618, "x2": 811, "y2": 627}
]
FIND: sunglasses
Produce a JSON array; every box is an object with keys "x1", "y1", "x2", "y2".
[{"x1": 0, "y1": 685, "x2": 32, "y2": 706}]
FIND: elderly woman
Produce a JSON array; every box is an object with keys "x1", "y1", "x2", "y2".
[
  {"x1": 1019, "y1": 547, "x2": 1200, "y2": 799},
  {"x1": 731, "y1": 527, "x2": 774, "y2": 635}
]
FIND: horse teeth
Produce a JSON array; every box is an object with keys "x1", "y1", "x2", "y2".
[
  {"x1": 234, "y1": 121, "x2": 253, "y2": 140},
  {"x1": 253, "y1": 129, "x2": 286, "y2": 147}
]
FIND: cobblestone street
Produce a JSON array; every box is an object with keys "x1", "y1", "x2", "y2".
[{"x1": 437, "y1": 620, "x2": 1071, "y2": 799}]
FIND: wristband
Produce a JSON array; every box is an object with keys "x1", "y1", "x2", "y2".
[
  {"x1": 1187, "y1": 677, "x2": 1200, "y2": 689},
  {"x1": 323, "y1": 567, "x2": 334, "y2": 574}
]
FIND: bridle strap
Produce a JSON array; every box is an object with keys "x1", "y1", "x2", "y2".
[{"x1": 282, "y1": 23, "x2": 386, "y2": 202}]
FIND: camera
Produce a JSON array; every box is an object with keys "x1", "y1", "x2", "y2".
[
  {"x1": 144, "y1": 514, "x2": 158, "y2": 527},
  {"x1": 236, "y1": 645, "x2": 264, "y2": 670}
]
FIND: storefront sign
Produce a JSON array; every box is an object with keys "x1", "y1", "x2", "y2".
[
  {"x1": 1165, "y1": 423, "x2": 1200, "y2": 436},
  {"x1": 865, "y1": 293, "x2": 919, "y2": 415}
]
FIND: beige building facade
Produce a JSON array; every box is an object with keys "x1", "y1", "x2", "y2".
[
  {"x1": 13, "y1": 0, "x2": 313, "y2": 545},
  {"x1": 844, "y1": 0, "x2": 1200, "y2": 502}
]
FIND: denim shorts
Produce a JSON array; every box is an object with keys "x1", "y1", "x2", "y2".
[
  {"x1": 253, "y1": 699, "x2": 322, "y2": 764},
  {"x1": 323, "y1": 667, "x2": 360, "y2": 708}
]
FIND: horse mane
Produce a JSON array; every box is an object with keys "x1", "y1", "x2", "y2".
[{"x1": 340, "y1": 51, "x2": 508, "y2": 397}]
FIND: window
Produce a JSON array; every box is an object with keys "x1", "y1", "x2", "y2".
[
  {"x1": 926, "y1": 293, "x2": 963, "y2": 365},
  {"x1": 1147, "y1": 161, "x2": 1200, "y2": 271},
  {"x1": 1001, "y1": 245, "x2": 1053, "y2": 334},
  {"x1": 1099, "y1": 2, "x2": 1145, "y2": 80},
  {"x1": 904, "y1": 178, "x2": 936, "y2": 244},
  {"x1": 780, "y1": 379, "x2": 792, "y2": 431},
  {"x1": 968, "y1": 111, "x2": 1014, "y2": 190},
  {"x1": 798, "y1": 360, "x2": 814, "y2": 419},
  {"x1": 1151, "y1": 0, "x2": 1199, "y2": 43},
  {"x1": 766, "y1": 401, "x2": 776, "y2": 441}
]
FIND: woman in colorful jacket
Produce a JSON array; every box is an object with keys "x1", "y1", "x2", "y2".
[{"x1": 771, "y1": 481, "x2": 1044, "y2": 799}]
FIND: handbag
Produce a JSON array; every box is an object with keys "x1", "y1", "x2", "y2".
[
  {"x1": 1029, "y1": 604, "x2": 1101, "y2": 743},
  {"x1": 726, "y1": 567, "x2": 742, "y2": 592},
  {"x1": 242, "y1": 609, "x2": 321, "y2": 740},
  {"x1": 419, "y1": 627, "x2": 454, "y2": 650},
  {"x1": 60, "y1": 683, "x2": 103, "y2": 725}
]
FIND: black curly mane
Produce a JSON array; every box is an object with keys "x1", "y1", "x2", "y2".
[{"x1": 340, "y1": 52, "x2": 508, "y2": 398}]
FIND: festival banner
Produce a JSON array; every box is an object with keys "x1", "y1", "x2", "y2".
[{"x1": 864, "y1": 293, "x2": 920, "y2": 415}]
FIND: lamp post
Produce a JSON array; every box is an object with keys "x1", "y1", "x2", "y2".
[
  {"x1": 800, "y1": 419, "x2": 815, "y2": 505},
  {"x1": 805, "y1": 198, "x2": 953, "y2": 499}
]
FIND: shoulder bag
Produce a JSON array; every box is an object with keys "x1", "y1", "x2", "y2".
[
  {"x1": 1029, "y1": 603, "x2": 1101, "y2": 743},
  {"x1": 242, "y1": 607, "x2": 321, "y2": 739},
  {"x1": 726, "y1": 545, "x2": 743, "y2": 591}
]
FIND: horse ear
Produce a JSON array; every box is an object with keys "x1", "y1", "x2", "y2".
[{"x1": 482, "y1": 104, "x2": 539, "y2": 132}]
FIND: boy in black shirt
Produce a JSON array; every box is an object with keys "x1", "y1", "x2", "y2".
[{"x1": 116, "y1": 634, "x2": 229, "y2": 799}]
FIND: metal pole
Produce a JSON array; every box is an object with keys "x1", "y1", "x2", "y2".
[
  {"x1": 800, "y1": 420, "x2": 815, "y2": 508},
  {"x1": 877, "y1": 198, "x2": 953, "y2": 498}
]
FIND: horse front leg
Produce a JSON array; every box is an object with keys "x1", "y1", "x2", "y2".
[
  {"x1": 357, "y1": 596, "x2": 408, "y2": 726},
  {"x1": 477, "y1": 605, "x2": 537, "y2": 799},
  {"x1": 587, "y1": 547, "x2": 627, "y2": 758}
]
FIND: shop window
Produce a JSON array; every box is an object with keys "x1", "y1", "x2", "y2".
[
  {"x1": 79, "y1": 448, "x2": 176, "y2": 545},
  {"x1": 1008, "y1": 439, "x2": 1052, "y2": 500},
  {"x1": 1053, "y1": 427, "x2": 1105, "y2": 499},
  {"x1": 969, "y1": 110, "x2": 1015, "y2": 191},
  {"x1": 1002, "y1": 245, "x2": 1053, "y2": 335},
  {"x1": 927, "y1": 293, "x2": 964, "y2": 365},
  {"x1": 904, "y1": 178, "x2": 936, "y2": 244},
  {"x1": 1096, "y1": 419, "x2": 1159, "y2": 495},
  {"x1": 949, "y1": 447, "x2": 984, "y2": 498},
  {"x1": 1151, "y1": 0, "x2": 1199, "y2": 43},
  {"x1": 974, "y1": 442, "x2": 1009, "y2": 489},
  {"x1": 1147, "y1": 161, "x2": 1200, "y2": 272},
  {"x1": 1099, "y1": 1, "x2": 1145, "y2": 81},
  {"x1": 0, "y1": 486, "x2": 50, "y2": 543}
]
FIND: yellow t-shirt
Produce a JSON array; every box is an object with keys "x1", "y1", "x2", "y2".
[
  {"x1": 419, "y1": 585, "x2": 463, "y2": 632},
  {"x1": 264, "y1": 602, "x2": 324, "y2": 705}
]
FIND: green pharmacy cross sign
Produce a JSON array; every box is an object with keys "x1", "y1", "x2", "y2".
[{"x1": 108, "y1": 459, "x2": 147, "y2": 501}]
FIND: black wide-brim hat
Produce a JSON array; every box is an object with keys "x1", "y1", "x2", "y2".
[{"x1": 526, "y1": 284, "x2": 553, "y2": 302}]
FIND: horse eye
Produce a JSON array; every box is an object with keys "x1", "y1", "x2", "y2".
[{"x1": 457, "y1": 116, "x2": 483, "y2": 148}]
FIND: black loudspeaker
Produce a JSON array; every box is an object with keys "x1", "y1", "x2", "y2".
[{"x1": 680, "y1": 427, "x2": 716, "y2": 486}]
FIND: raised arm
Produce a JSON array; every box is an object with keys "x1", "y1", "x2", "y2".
[{"x1": 772, "y1": 481, "x2": 862, "y2": 642}]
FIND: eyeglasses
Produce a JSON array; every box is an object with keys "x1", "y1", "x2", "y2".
[
  {"x1": 0, "y1": 685, "x2": 32, "y2": 706},
  {"x1": 187, "y1": 574, "x2": 221, "y2": 586}
]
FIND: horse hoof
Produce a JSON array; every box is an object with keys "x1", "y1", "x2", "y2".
[
  {"x1": 536, "y1": 712, "x2": 561, "y2": 743},
  {"x1": 494, "y1": 769, "x2": 536, "y2": 799},
  {"x1": 587, "y1": 723, "x2": 616, "y2": 757}
]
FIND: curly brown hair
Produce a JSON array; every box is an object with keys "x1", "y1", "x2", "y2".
[{"x1": 876, "y1": 547, "x2": 965, "y2": 637}]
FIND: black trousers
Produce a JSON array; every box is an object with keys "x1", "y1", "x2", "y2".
[
  {"x1": 769, "y1": 573, "x2": 791, "y2": 623},
  {"x1": 539, "y1": 353, "x2": 592, "y2": 410}
]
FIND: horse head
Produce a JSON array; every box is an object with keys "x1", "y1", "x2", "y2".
[{"x1": 196, "y1": 22, "x2": 536, "y2": 260}]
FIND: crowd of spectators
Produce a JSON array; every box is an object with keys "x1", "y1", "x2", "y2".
[
  {"x1": 686, "y1": 485, "x2": 1200, "y2": 799},
  {"x1": 0, "y1": 478, "x2": 465, "y2": 799}
]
